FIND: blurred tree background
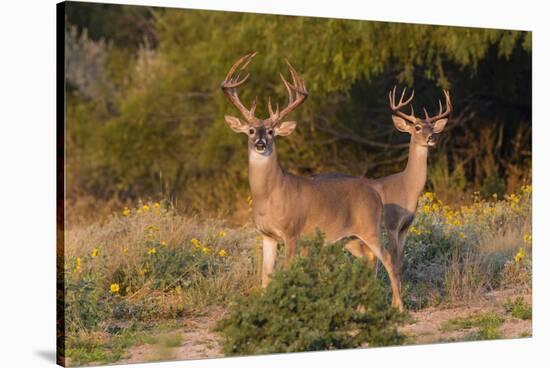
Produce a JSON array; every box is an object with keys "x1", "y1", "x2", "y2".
[{"x1": 64, "y1": 3, "x2": 531, "y2": 222}]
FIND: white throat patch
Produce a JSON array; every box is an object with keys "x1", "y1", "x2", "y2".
[{"x1": 249, "y1": 149, "x2": 270, "y2": 165}]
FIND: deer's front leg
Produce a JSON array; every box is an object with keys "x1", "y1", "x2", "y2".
[{"x1": 261, "y1": 235, "x2": 278, "y2": 287}]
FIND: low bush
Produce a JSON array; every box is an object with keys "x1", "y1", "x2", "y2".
[
  {"x1": 504, "y1": 297, "x2": 532, "y2": 320},
  {"x1": 397, "y1": 187, "x2": 531, "y2": 309},
  {"x1": 216, "y1": 232, "x2": 405, "y2": 356}
]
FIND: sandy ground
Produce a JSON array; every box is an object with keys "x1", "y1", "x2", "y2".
[
  {"x1": 119, "y1": 308, "x2": 225, "y2": 364},
  {"x1": 401, "y1": 289, "x2": 531, "y2": 345},
  {"x1": 119, "y1": 290, "x2": 531, "y2": 364}
]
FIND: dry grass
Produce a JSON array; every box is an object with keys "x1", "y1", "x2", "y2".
[{"x1": 62, "y1": 186, "x2": 532, "y2": 365}]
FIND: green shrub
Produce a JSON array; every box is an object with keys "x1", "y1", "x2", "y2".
[
  {"x1": 216, "y1": 232, "x2": 405, "y2": 356},
  {"x1": 504, "y1": 297, "x2": 532, "y2": 320}
]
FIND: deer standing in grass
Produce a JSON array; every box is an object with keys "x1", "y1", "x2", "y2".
[
  {"x1": 221, "y1": 53, "x2": 406, "y2": 309},
  {"x1": 364, "y1": 87, "x2": 452, "y2": 307}
]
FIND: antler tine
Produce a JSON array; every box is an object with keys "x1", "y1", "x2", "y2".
[
  {"x1": 388, "y1": 86, "x2": 396, "y2": 109},
  {"x1": 223, "y1": 52, "x2": 254, "y2": 86},
  {"x1": 403, "y1": 89, "x2": 414, "y2": 105},
  {"x1": 221, "y1": 52, "x2": 259, "y2": 124},
  {"x1": 424, "y1": 89, "x2": 453, "y2": 124},
  {"x1": 268, "y1": 60, "x2": 308, "y2": 127},
  {"x1": 250, "y1": 97, "x2": 257, "y2": 116},
  {"x1": 423, "y1": 107, "x2": 430, "y2": 120},
  {"x1": 399, "y1": 87, "x2": 407, "y2": 105},
  {"x1": 389, "y1": 86, "x2": 416, "y2": 123},
  {"x1": 267, "y1": 97, "x2": 280, "y2": 121},
  {"x1": 280, "y1": 73, "x2": 294, "y2": 104}
]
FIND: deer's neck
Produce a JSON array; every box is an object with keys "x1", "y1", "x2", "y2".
[
  {"x1": 248, "y1": 146, "x2": 284, "y2": 198},
  {"x1": 402, "y1": 138, "x2": 429, "y2": 199}
]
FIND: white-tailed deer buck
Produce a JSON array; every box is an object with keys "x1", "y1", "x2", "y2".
[
  {"x1": 221, "y1": 53, "x2": 406, "y2": 309},
  {"x1": 365, "y1": 87, "x2": 452, "y2": 307}
]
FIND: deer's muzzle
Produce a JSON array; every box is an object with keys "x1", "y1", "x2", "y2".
[{"x1": 254, "y1": 139, "x2": 266, "y2": 152}]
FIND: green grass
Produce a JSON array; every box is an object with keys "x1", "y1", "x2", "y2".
[
  {"x1": 504, "y1": 297, "x2": 532, "y2": 320},
  {"x1": 157, "y1": 332, "x2": 184, "y2": 348},
  {"x1": 66, "y1": 325, "x2": 184, "y2": 365},
  {"x1": 66, "y1": 328, "x2": 156, "y2": 365},
  {"x1": 439, "y1": 312, "x2": 505, "y2": 340}
]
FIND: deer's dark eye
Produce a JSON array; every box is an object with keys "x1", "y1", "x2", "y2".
[
  {"x1": 414, "y1": 125, "x2": 422, "y2": 132},
  {"x1": 248, "y1": 128, "x2": 255, "y2": 135},
  {"x1": 267, "y1": 129, "x2": 274, "y2": 136}
]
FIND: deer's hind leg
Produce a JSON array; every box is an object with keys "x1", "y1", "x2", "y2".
[
  {"x1": 392, "y1": 215, "x2": 414, "y2": 290},
  {"x1": 357, "y1": 232, "x2": 404, "y2": 311}
]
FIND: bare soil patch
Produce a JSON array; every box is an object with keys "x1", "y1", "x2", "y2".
[{"x1": 120, "y1": 290, "x2": 531, "y2": 363}]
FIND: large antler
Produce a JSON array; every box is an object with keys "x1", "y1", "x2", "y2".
[
  {"x1": 221, "y1": 52, "x2": 259, "y2": 125},
  {"x1": 423, "y1": 90, "x2": 452, "y2": 124},
  {"x1": 389, "y1": 86, "x2": 416, "y2": 124},
  {"x1": 267, "y1": 60, "x2": 308, "y2": 127}
]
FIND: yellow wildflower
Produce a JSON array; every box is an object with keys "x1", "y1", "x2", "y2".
[
  {"x1": 410, "y1": 226, "x2": 421, "y2": 235},
  {"x1": 514, "y1": 247, "x2": 525, "y2": 263},
  {"x1": 523, "y1": 233, "x2": 532, "y2": 246},
  {"x1": 74, "y1": 257, "x2": 82, "y2": 272},
  {"x1": 202, "y1": 246, "x2": 212, "y2": 255},
  {"x1": 458, "y1": 232, "x2": 466, "y2": 239},
  {"x1": 423, "y1": 192, "x2": 435, "y2": 201},
  {"x1": 147, "y1": 247, "x2": 157, "y2": 255},
  {"x1": 506, "y1": 194, "x2": 520, "y2": 204},
  {"x1": 161, "y1": 240, "x2": 167, "y2": 246},
  {"x1": 154, "y1": 202, "x2": 161, "y2": 209},
  {"x1": 218, "y1": 249, "x2": 228, "y2": 257},
  {"x1": 247, "y1": 195, "x2": 253, "y2": 205},
  {"x1": 110, "y1": 283, "x2": 120, "y2": 293},
  {"x1": 91, "y1": 248, "x2": 99, "y2": 258},
  {"x1": 218, "y1": 230, "x2": 227, "y2": 238},
  {"x1": 122, "y1": 207, "x2": 131, "y2": 216},
  {"x1": 191, "y1": 238, "x2": 201, "y2": 249},
  {"x1": 143, "y1": 204, "x2": 150, "y2": 212},
  {"x1": 122, "y1": 247, "x2": 128, "y2": 253}
]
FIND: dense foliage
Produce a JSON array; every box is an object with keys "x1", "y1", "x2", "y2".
[
  {"x1": 65, "y1": 3, "x2": 531, "y2": 217},
  {"x1": 216, "y1": 233, "x2": 405, "y2": 355}
]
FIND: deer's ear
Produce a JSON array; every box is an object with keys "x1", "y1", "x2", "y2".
[
  {"x1": 392, "y1": 115, "x2": 412, "y2": 133},
  {"x1": 432, "y1": 118, "x2": 448, "y2": 134},
  {"x1": 224, "y1": 115, "x2": 249, "y2": 134},
  {"x1": 274, "y1": 121, "x2": 296, "y2": 136}
]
